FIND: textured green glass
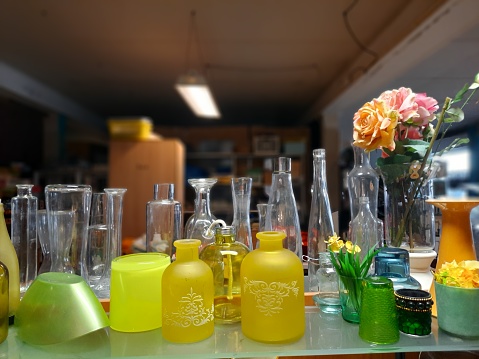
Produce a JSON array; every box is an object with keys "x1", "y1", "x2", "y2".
[{"x1": 359, "y1": 276, "x2": 399, "y2": 344}]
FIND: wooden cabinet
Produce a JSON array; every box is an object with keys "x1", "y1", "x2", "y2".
[{"x1": 108, "y1": 138, "x2": 185, "y2": 238}]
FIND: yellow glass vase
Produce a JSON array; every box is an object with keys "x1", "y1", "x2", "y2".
[
  {"x1": 199, "y1": 226, "x2": 250, "y2": 324},
  {"x1": 162, "y1": 239, "x2": 214, "y2": 343},
  {"x1": 240, "y1": 231, "x2": 305, "y2": 343},
  {"x1": 0, "y1": 200, "x2": 20, "y2": 317}
]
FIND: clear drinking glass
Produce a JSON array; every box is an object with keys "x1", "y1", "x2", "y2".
[
  {"x1": 45, "y1": 184, "x2": 92, "y2": 279},
  {"x1": 94, "y1": 188, "x2": 127, "y2": 299},
  {"x1": 231, "y1": 177, "x2": 253, "y2": 251},
  {"x1": 36, "y1": 209, "x2": 51, "y2": 275},
  {"x1": 86, "y1": 192, "x2": 108, "y2": 288},
  {"x1": 312, "y1": 252, "x2": 341, "y2": 314}
]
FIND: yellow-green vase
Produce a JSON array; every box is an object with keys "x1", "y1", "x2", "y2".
[
  {"x1": 162, "y1": 239, "x2": 214, "y2": 343},
  {"x1": 240, "y1": 231, "x2": 305, "y2": 343}
]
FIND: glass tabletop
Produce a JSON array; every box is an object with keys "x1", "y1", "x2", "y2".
[{"x1": 2, "y1": 306, "x2": 479, "y2": 359}]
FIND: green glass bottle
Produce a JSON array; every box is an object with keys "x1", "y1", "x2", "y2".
[{"x1": 199, "y1": 226, "x2": 250, "y2": 324}]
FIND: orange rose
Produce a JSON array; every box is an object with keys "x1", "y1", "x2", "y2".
[{"x1": 352, "y1": 99, "x2": 398, "y2": 152}]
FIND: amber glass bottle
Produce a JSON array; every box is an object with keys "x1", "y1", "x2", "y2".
[
  {"x1": 162, "y1": 239, "x2": 214, "y2": 343},
  {"x1": 240, "y1": 231, "x2": 305, "y2": 343}
]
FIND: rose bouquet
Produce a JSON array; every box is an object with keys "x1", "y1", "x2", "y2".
[
  {"x1": 352, "y1": 73, "x2": 479, "y2": 249},
  {"x1": 434, "y1": 260, "x2": 479, "y2": 288}
]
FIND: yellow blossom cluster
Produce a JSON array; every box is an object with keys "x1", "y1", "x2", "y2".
[
  {"x1": 325, "y1": 233, "x2": 361, "y2": 254},
  {"x1": 435, "y1": 260, "x2": 479, "y2": 288}
]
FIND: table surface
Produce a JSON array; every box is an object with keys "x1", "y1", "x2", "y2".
[{"x1": 2, "y1": 306, "x2": 479, "y2": 359}]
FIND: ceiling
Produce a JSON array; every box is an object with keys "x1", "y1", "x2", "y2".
[{"x1": 4, "y1": 0, "x2": 474, "y2": 135}]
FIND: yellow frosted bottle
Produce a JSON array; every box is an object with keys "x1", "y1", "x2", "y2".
[
  {"x1": 0, "y1": 200, "x2": 20, "y2": 317},
  {"x1": 0, "y1": 260, "x2": 8, "y2": 343},
  {"x1": 162, "y1": 239, "x2": 214, "y2": 343},
  {"x1": 241, "y1": 231, "x2": 305, "y2": 343}
]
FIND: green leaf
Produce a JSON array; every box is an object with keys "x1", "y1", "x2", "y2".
[
  {"x1": 444, "y1": 108, "x2": 464, "y2": 123},
  {"x1": 452, "y1": 83, "x2": 470, "y2": 103},
  {"x1": 436, "y1": 137, "x2": 470, "y2": 157}
]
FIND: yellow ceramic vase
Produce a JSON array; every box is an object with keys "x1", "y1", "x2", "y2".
[
  {"x1": 240, "y1": 231, "x2": 305, "y2": 343},
  {"x1": 162, "y1": 239, "x2": 214, "y2": 343}
]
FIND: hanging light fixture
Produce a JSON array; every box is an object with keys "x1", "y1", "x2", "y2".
[{"x1": 175, "y1": 11, "x2": 221, "y2": 119}]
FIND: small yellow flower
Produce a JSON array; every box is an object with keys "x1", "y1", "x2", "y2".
[
  {"x1": 435, "y1": 260, "x2": 479, "y2": 288},
  {"x1": 345, "y1": 241, "x2": 361, "y2": 254},
  {"x1": 325, "y1": 233, "x2": 344, "y2": 253}
]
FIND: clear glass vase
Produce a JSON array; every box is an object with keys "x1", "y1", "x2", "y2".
[
  {"x1": 338, "y1": 274, "x2": 363, "y2": 324},
  {"x1": 94, "y1": 188, "x2": 127, "y2": 299},
  {"x1": 11, "y1": 184, "x2": 38, "y2": 296},
  {"x1": 146, "y1": 183, "x2": 182, "y2": 258},
  {"x1": 267, "y1": 157, "x2": 302, "y2": 258},
  {"x1": 231, "y1": 177, "x2": 253, "y2": 251},
  {"x1": 185, "y1": 178, "x2": 217, "y2": 248},
  {"x1": 347, "y1": 145, "x2": 379, "y2": 220},
  {"x1": 307, "y1": 149, "x2": 334, "y2": 292},
  {"x1": 378, "y1": 162, "x2": 435, "y2": 251}
]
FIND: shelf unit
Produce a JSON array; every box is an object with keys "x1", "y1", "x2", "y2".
[{"x1": 4, "y1": 306, "x2": 479, "y2": 358}]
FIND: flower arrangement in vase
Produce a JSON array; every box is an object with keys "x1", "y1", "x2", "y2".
[
  {"x1": 434, "y1": 260, "x2": 479, "y2": 337},
  {"x1": 352, "y1": 72, "x2": 479, "y2": 253},
  {"x1": 326, "y1": 233, "x2": 378, "y2": 323}
]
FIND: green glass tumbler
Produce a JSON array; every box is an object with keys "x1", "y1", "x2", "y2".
[{"x1": 359, "y1": 276, "x2": 399, "y2": 344}]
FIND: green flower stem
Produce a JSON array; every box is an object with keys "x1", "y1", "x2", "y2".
[{"x1": 391, "y1": 97, "x2": 450, "y2": 248}]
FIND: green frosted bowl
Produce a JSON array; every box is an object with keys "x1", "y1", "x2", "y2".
[{"x1": 14, "y1": 272, "x2": 110, "y2": 345}]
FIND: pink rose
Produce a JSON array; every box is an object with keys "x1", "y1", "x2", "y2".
[
  {"x1": 379, "y1": 87, "x2": 418, "y2": 124},
  {"x1": 414, "y1": 93, "x2": 438, "y2": 125}
]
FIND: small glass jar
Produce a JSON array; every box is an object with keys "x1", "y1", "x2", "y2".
[{"x1": 394, "y1": 288, "x2": 433, "y2": 336}]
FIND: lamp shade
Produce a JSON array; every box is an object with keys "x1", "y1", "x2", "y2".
[{"x1": 175, "y1": 74, "x2": 220, "y2": 118}]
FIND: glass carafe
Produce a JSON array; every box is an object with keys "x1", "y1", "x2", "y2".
[
  {"x1": 11, "y1": 184, "x2": 38, "y2": 296},
  {"x1": 146, "y1": 183, "x2": 182, "y2": 258},
  {"x1": 231, "y1": 177, "x2": 253, "y2": 251},
  {"x1": 185, "y1": 178, "x2": 217, "y2": 248},
  {"x1": 94, "y1": 188, "x2": 127, "y2": 299},
  {"x1": 267, "y1": 157, "x2": 302, "y2": 258}
]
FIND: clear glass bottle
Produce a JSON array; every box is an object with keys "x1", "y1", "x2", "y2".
[
  {"x1": 240, "y1": 231, "x2": 305, "y2": 343},
  {"x1": 94, "y1": 188, "x2": 127, "y2": 299},
  {"x1": 350, "y1": 197, "x2": 382, "y2": 274},
  {"x1": 347, "y1": 145, "x2": 379, "y2": 220},
  {"x1": 231, "y1": 177, "x2": 253, "y2": 251},
  {"x1": 267, "y1": 157, "x2": 302, "y2": 258},
  {"x1": 185, "y1": 178, "x2": 217, "y2": 249},
  {"x1": 307, "y1": 148, "x2": 334, "y2": 292},
  {"x1": 36, "y1": 209, "x2": 51, "y2": 275},
  {"x1": 11, "y1": 184, "x2": 38, "y2": 296},
  {"x1": 146, "y1": 183, "x2": 182, "y2": 258},
  {"x1": 0, "y1": 259, "x2": 8, "y2": 344},
  {"x1": 199, "y1": 225, "x2": 249, "y2": 324},
  {"x1": 162, "y1": 239, "x2": 214, "y2": 343},
  {"x1": 0, "y1": 199, "x2": 20, "y2": 316}
]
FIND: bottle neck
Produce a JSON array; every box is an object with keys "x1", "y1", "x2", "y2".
[
  {"x1": 194, "y1": 191, "x2": 212, "y2": 216},
  {"x1": 176, "y1": 245, "x2": 199, "y2": 261},
  {"x1": 353, "y1": 145, "x2": 370, "y2": 167}
]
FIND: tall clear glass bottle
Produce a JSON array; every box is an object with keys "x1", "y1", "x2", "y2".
[
  {"x1": 347, "y1": 145, "x2": 379, "y2": 220},
  {"x1": 11, "y1": 184, "x2": 38, "y2": 296},
  {"x1": 350, "y1": 196, "x2": 382, "y2": 274},
  {"x1": 267, "y1": 157, "x2": 302, "y2": 258},
  {"x1": 0, "y1": 199, "x2": 20, "y2": 317},
  {"x1": 199, "y1": 225, "x2": 249, "y2": 324},
  {"x1": 307, "y1": 149, "x2": 334, "y2": 292},
  {"x1": 231, "y1": 177, "x2": 253, "y2": 251},
  {"x1": 162, "y1": 239, "x2": 214, "y2": 343},
  {"x1": 146, "y1": 183, "x2": 182, "y2": 258},
  {"x1": 94, "y1": 188, "x2": 127, "y2": 299},
  {"x1": 185, "y1": 178, "x2": 217, "y2": 249}
]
